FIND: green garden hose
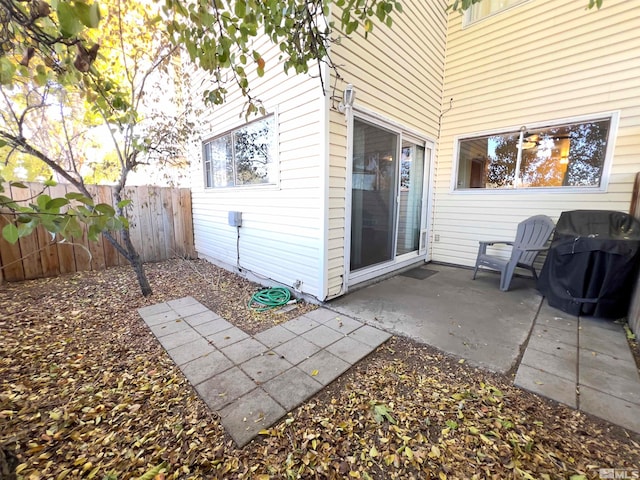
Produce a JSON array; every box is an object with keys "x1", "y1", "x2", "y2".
[{"x1": 248, "y1": 287, "x2": 292, "y2": 312}]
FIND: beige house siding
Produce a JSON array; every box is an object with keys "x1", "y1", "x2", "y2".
[
  {"x1": 434, "y1": 0, "x2": 640, "y2": 267},
  {"x1": 327, "y1": 112, "x2": 348, "y2": 297},
  {"x1": 326, "y1": 0, "x2": 449, "y2": 297},
  {"x1": 189, "y1": 41, "x2": 326, "y2": 298}
]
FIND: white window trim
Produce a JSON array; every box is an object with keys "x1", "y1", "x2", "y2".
[
  {"x1": 202, "y1": 110, "x2": 280, "y2": 190},
  {"x1": 462, "y1": 0, "x2": 530, "y2": 28},
  {"x1": 352, "y1": 105, "x2": 432, "y2": 142},
  {"x1": 450, "y1": 111, "x2": 620, "y2": 194}
]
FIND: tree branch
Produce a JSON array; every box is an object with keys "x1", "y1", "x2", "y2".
[{"x1": 0, "y1": 130, "x2": 90, "y2": 197}]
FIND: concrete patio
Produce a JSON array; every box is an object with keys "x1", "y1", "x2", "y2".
[
  {"x1": 329, "y1": 263, "x2": 640, "y2": 433},
  {"x1": 330, "y1": 264, "x2": 541, "y2": 373}
]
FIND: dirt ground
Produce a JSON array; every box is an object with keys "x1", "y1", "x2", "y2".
[{"x1": 1, "y1": 258, "x2": 639, "y2": 479}]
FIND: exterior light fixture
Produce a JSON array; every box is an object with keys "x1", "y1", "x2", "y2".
[{"x1": 338, "y1": 84, "x2": 355, "y2": 113}]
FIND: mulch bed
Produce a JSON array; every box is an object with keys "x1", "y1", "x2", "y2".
[{"x1": 1, "y1": 258, "x2": 639, "y2": 479}]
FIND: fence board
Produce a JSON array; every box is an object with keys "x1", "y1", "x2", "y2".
[
  {"x1": 171, "y1": 189, "x2": 185, "y2": 257},
  {"x1": 161, "y1": 187, "x2": 176, "y2": 258},
  {"x1": 122, "y1": 186, "x2": 142, "y2": 265},
  {"x1": 86, "y1": 185, "x2": 107, "y2": 271},
  {"x1": 0, "y1": 183, "x2": 194, "y2": 282},
  {"x1": 149, "y1": 187, "x2": 165, "y2": 261},
  {"x1": 97, "y1": 186, "x2": 121, "y2": 268},
  {"x1": 49, "y1": 184, "x2": 77, "y2": 274},
  {"x1": 11, "y1": 185, "x2": 43, "y2": 280},
  {"x1": 34, "y1": 223, "x2": 59, "y2": 277},
  {"x1": 180, "y1": 188, "x2": 196, "y2": 258},
  {"x1": 0, "y1": 207, "x2": 25, "y2": 282},
  {"x1": 136, "y1": 186, "x2": 156, "y2": 262},
  {"x1": 73, "y1": 222, "x2": 92, "y2": 272},
  {"x1": 26, "y1": 183, "x2": 60, "y2": 278}
]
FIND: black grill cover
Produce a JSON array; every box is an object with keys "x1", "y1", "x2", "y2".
[{"x1": 537, "y1": 210, "x2": 640, "y2": 318}]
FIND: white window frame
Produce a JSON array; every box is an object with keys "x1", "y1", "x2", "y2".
[
  {"x1": 202, "y1": 113, "x2": 278, "y2": 189},
  {"x1": 463, "y1": 0, "x2": 529, "y2": 27},
  {"x1": 451, "y1": 111, "x2": 619, "y2": 194}
]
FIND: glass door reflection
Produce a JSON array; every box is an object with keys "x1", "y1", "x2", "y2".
[
  {"x1": 350, "y1": 119, "x2": 398, "y2": 271},
  {"x1": 396, "y1": 143, "x2": 425, "y2": 256}
]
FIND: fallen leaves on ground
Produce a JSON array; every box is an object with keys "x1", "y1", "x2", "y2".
[{"x1": 1, "y1": 259, "x2": 638, "y2": 479}]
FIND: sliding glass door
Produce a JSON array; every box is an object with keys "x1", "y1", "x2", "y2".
[
  {"x1": 396, "y1": 142, "x2": 425, "y2": 256},
  {"x1": 350, "y1": 118, "x2": 429, "y2": 274},
  {"x1": 350, "y1": 120, "x2": 398, "y2": 271}
]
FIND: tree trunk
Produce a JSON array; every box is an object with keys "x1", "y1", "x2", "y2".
[
  {"x1": 102, "y1": 231, "x2": 153, "y2": 297},
  {"x1": 107, "y1": 181, "x2": 153, "y2": 297},
  {"x1": 129, "y1": 250, "x2": 152, "y2": 297},
  {"x1": 120, "y1": 207, "x2": 153, "y2": 297},
  {"x1": 0, "y1": 444, "x2": 17, "y2": 480}
]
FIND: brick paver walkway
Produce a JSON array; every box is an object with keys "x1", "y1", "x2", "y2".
[
  {"x1": 515, "y1": 301, "x2": 640, "y2": 433},
  {"x1": 138, "y1": 297, "x2": 391, "y2": 446}
]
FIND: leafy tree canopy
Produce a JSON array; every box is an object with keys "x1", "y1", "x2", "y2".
[{"x1": 0, "y1": 0, "x2": 403, "y2": 118}]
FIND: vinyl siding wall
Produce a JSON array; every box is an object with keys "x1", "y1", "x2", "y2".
[
  {"x1": 189, "y1": 39, "x2": 326, "y2": 298},
  {"x1": 434, "y1": 0, "x2": 640, "y2": 266},
  {"x1": 326, "y1": 0, "x2": 449, "y2": 297}
]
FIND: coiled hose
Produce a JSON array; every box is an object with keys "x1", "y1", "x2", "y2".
[{"x1": 248, "y1": 287, "x2": 292, "y2": 312}]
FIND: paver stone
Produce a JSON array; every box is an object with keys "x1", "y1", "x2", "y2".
[
  {"x1": 301, "y1": 324, "x2": 345, "y2": 348},
  {"x1": 520, "y1": 345, "x2": 577, "y2": 382},
  {"x1": 138, "y1": 303, "x2": 172, "y2": 317},
  {"x1": 515, "y1": 364, "x2": 577, "y2": 408},
  {"x1": 222, "y1": 338, "x2": 268, "y2": 364},
  {"x1": 240, "y1": 353, "x2": 293, "y2": 384},
  {"x1": 195, "y1": 367, "x2": 257, "y2": 411},
  {"x1": 207, "y1": 326, "x2": 249, "y2": 348},
  {"x1": 158, "y1": 328, "x2": 202, "y2": 351},
  {"x1": 579, "y1": 385, "x2": 640, "y2": 433},
  {"x1": 254, "y1": 325, "x2": 296, "y2": 348},
  {"x1": 274, "y1": 336, "x2": 321, "y2": 365},
  {"x1": 348, "y1": 324, "x2": 392, "y2": 347},
  {"x1": 298, "y1": 350, "x2": 350, "y2": 386},
  {"x1": 194, "y1": 318, "x2": 234, "y2": 337},
  {"x1": 167, "y1": 337, "x2": 216, "y2": 366},
  {"x1": 326, "y1": 336, "x2": 375, "y2": 364},
  {"x1": 262, "y1": 367, "x2": 323, "y2": 410},
  {"x1": 181, "y1": 350, "x2": 234, "y2": 385},
  {"x1": 219, "y1": 389, "x2": 286, "y2": 447}
]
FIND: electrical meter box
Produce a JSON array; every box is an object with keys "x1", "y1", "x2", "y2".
[{"x1": 228, "y1": 211, "x2": 242, "y2": 227}]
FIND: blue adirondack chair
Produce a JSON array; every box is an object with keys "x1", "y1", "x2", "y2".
[{"x1": 472, "y1": 215, "x2": 555, "y2": 291}]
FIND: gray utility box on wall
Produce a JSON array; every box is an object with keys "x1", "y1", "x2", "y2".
[{"x1": 228, "y1": 211, "x2": 242, "y2": 227}]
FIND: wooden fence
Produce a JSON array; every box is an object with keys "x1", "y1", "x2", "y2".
[{"x1": 0, "y1": 183, "x2": 195, "y2": 282}]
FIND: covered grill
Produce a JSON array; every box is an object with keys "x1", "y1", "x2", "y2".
[{"x1": 537, "y1": 210, "x2": 640, "y2": 319}]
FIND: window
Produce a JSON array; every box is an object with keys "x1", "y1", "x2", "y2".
[
  {"x1": 465, "y1": 0, "x2": 526, "y2": 24},
  {"x1": 203, "y1": 115, "x2": 276, "y2": 188},
  {"x1": 455, "y1": 117, "x2": 613, "y2": 190}
]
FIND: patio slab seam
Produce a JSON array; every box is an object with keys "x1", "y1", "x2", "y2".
[
  {"x1": 138, "y1": 297, "x2": 391, "y2": 447},
  {"x1": 514, "y1": 302, "x2": 640, "y2": 434}
]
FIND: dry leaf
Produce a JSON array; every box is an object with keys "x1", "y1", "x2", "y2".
[{"x1": 1, "y1": 259, "x2": 636, "y2": 480}]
